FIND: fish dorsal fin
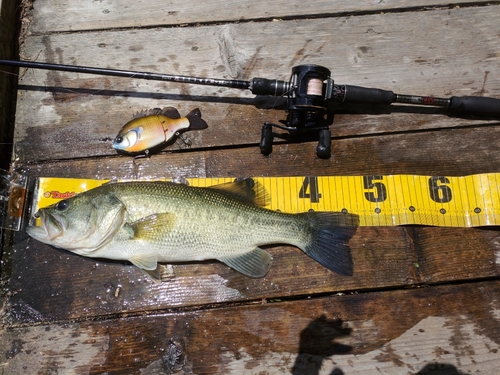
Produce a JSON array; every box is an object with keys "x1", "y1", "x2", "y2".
[
  {"x1": 208, "y1": 178, "x2": 270, "y2": 207},
  {"x1": 158, "y1": 107, "x2": 181, "y2": 119},
  {"x1": 218, "y1": 247, "x2": 272, "y2": 278},
  {"x1": 132, "y1": 108, "x2": 160, "y2": 119},
  {"x1": 132, "y1": 107, "x2": 181, "y2": 120}
]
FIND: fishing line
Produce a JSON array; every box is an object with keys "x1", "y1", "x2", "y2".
[{"x1": 0, "y1": 69, "x2": 20, "y2": 78}]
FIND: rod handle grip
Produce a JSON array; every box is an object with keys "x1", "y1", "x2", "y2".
[
  {"x1": 449, "y1": 96, "x2": 500, "y2": 117},
  {"x1": 342, "y1": 85, "x2": 395, "y2": 105}
]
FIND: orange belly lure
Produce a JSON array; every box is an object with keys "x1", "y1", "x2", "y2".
[{"x1": 113, "y1": 107, "x2": 208, "y2": 155}]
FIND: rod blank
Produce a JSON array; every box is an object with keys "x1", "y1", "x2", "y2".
[
  {"x1": 0, "y1": 59, "x2": 251, "y2": 90},
  {"x1": 1, "y1": 59, "x2": 499, "y2": 117}
]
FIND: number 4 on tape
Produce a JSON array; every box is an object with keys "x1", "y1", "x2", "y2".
[{"x1": 261, "y1": 174, "x2": 500, "y2": 228}]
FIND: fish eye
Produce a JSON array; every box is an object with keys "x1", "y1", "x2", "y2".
[
  {"x1": 55, "y1": 200, "x2": 69, "y2": 211},
  {"x1": 115, "y1": 136, "x2": 123, "y2": 143}
]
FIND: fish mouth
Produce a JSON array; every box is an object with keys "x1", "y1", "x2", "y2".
[{"x1": 26, "y1": 211, "x2": 67, "y2": 242}]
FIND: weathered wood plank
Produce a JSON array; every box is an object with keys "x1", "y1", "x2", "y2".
[
  {"x1": 4, "y1": 128, "x2": 500, "y2": 323},
  {"x1": 29, "y1": 0, "x2": 492, "y2": 33},
  {"x1": 13, "y1": 5, "x2": 500, "y2": 162},
  {"x1": 2, "y1": 280, "x2": 500, "y2": 374},
  {"x1": 14, "y1": 125, "x2": 500, "y2": 180}
]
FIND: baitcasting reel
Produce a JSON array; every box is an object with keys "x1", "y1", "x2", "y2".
[{"x1": 258, "y1": 65, "x2": 335, "y2": 158}]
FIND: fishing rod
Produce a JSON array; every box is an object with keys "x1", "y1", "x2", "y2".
[{"x1": 1, "y1": 59, "x2": 499, "y2": 157}]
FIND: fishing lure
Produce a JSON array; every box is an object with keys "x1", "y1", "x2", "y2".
[{"x1": 113, "y1": 107, "x2": 208, "y2": 155}]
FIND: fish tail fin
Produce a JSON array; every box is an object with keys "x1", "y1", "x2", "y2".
[
  {"x1": 298, "y1": 212, "x2": 359, "y2": 276},
  {"x1": 186, "y1": 108, "x2": 208, "y2": 130}
]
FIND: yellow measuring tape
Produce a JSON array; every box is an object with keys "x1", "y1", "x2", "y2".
[{"x1": 35, "y1": 173, "x2": 500, "y2": 227}]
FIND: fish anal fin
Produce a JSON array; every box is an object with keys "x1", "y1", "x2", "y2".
[
  {"x1": 218, "y1": 247, "x2": 272, "y2": 278},
  {"x1": 208, "y1": 178, "x2": 269, "y2": 207},
  {"x1": 129, "y1": 212, "x2": 177, "y2": 240}
]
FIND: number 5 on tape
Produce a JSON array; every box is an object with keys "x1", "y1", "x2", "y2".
[{"x1": 256, "y1": 174, "x2": 500, "y2": 227}]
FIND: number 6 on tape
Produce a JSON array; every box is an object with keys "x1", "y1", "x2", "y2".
[{"x1": 268, "y1": 174, "x2": 498, "y2": 227}]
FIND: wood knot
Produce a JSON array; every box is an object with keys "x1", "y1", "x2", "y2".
[{"x1": 161, "y1": 337, "x2": 186, "y2": 374}]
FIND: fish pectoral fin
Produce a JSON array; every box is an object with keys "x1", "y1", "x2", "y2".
[
  {"x1": 130, "y1": 253, "x2": 159, "y2": 271},
  {"x1": 128, "y1": 212, "x2": 177, "y2": 241},
  {"x1": 218, "y1": 247, "x2": 272, "y2": 278}
]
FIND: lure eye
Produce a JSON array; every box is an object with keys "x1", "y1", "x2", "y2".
[
  {"x1": 113, "y1": 129, "x2": 139, "y2": 150},
  {"x1": 55, "y1": 200, "x2": 69, "y2": 211}
]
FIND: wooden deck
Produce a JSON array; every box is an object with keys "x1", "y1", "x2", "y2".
[{"x1": 1, "y1": 1, "x2": 500, "y2": 374}]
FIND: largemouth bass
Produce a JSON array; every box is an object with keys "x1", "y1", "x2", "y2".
[
  {"x1": 113, "y1": 107, "x2": 208, "y2": 155},
  {"x1": 26, "y1": 179, "x2": 359, "y2": 279}
]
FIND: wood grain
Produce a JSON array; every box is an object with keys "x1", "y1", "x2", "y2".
[
  {"x1": 30, "y1": 0, "x2": 492, "y2": 32},
  {"x1": 11, "y1": 125, "x2": 500, "y2": 180},
  {"x1": 6, "y1": 125, "x2": 500, "y2": 322},
  {"x1": 1, "y1": 280, "x2": 500, "y2": 374},
  {"x1": 4, "y1": 131, "x2": 500, "y2": 323}
]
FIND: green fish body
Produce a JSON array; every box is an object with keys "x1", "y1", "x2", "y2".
[{"x1": 27, "y1": 179, "x2": 359, "y2": 279}]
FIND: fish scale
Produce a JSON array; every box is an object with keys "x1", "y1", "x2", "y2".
[{"x1": 110, "y1": 182, "x2": 305, "y2": 254}]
